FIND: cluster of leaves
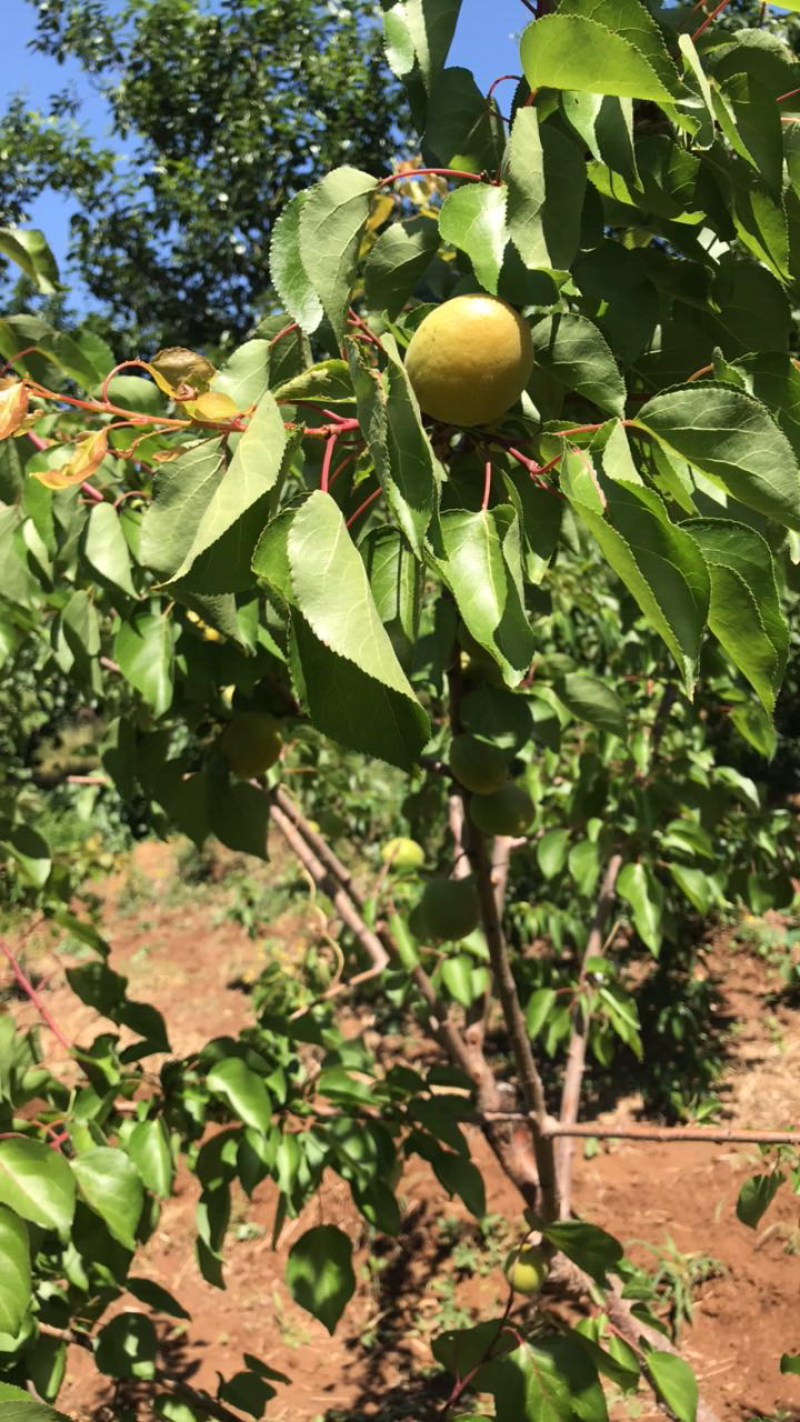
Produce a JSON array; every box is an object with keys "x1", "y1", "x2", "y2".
[{"x1": 2, "y1": 0, "x2": 800, "y2": 1416}]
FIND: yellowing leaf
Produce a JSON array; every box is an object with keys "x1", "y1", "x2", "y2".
[
  {"x1": 146, "y1": 347, "x2": 217, "y2": 398},
  {"x1": 181, "y1": 390, "x2": 242, "y2": 422},
  {"x1": 32, "y1": 429, "x2": 109, "y2": 489},
  {"x1": 0, "y1": 381, "x2": 28, "y2": 439}
]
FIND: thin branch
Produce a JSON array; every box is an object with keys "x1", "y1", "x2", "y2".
[
  {"x1": 557, "y1": 853, "x2": 623, "y2": 1216},
  {"x1": 448, "y1": 658, "x2": 560, "y2": 1222},
  {"x1": 692, "y1": 0, "x2": 732, "y2": 40},
  {"x1": 0, "y1": 938, "x2": 71, "y2": 1051},
  {"x1": 481, "y1": 1117, "x2": 800, "y2": 1145},
  {"x1": 269, "y1": 803, "x2": 388, "y2": 977}
]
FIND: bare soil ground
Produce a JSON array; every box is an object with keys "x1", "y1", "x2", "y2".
[{"x1": 6, "y1": 841, "x2": 800, "y2": 1422}]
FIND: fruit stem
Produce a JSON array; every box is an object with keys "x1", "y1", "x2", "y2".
[
  {"x1": 347, "y1": 307, "x2": 385, "y2": 351},
  {"x1": 481, "y1": 457, "x2": 493, "y2": 512}
]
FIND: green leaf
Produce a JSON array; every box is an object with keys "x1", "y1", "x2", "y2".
[
  {"x1": 683, "y1": 519, "x2": 787, "y2": 714},
  {"x1": 140, "y1": 440, "x2": 227, "y2": 578},
  {"x1": 635, "y1": 385, "x2": 800, "y2": 531},
  {"x1": 127, "y1": 1119, "x2": 174, "y2": 1199},
  {"x1": 269, "y1": 192, "x2": 323, "y2": 334},
  {"x1": 0, "y1": 227, "x2": 60, "y2": 293},
  {"x1": 71, "y1": 1147, "x2": 144, "y2": 1250},
  {"x1": 666, "y1": 863, "x2": 714, "y2": 915},
  {"x1": 562, "y1": 91, "x2": 637, "y2": 187},
  {"x1": 736, "y1": 1171, "x2": 785, "y2": 1228},
  {"x1": 645, "y1": 1351, "x2": 698, "y2": 1422},
  {"x1": 364, "y1": 217, "x2": 440, "y2": 319},
  {"x1": 538, "y1": 829, "x2": 570, "y2": 880},
  {"x1": 363, "y1": 526, "x2": 423, "y2": 671},
  {"x1": 207, "y1": 1057, "x2": 273, "y2": 1135},
  {"x1": 521, "y1": 14, "x2": 682, "y2": 103},
  {"x1": 557, "y1": 0, "x2": 680, "y2": 94},
  {"x1": 348, "y1": 334, "x2": 437, "y2": 557},
  {"x1": 569, "y1": 840, "x2": 602, "y2": 897},
  {"x1": 114, "y1": 609, "x2": 175, "y2": 716},
  {"x1": 168, "y1": 393, "x2": 286, "y2": 584},
  {"x1": 555, "y1": 672, "x2": 625, "y2": 735},
  {"x1": 422, "y1": 66, "x2": 505, "y2": 173},
  {"x1": 212, "y1": 339, "x2": 271, "y2": 409},
  {"x1": 429, "y1": 506, "x2": 535, "y2": 686},
  {"x1": 268, "y1": 492, "x2": 429, "y2": 768},
  {"x1": 383, "y1": 0, "x2": 462, "y2": 91},
  {"x1": 0, "y1": 1140, "x2": 75, "y2": 1234},
  {"x1": 299, "y1": 167, "x2": 377, "y2": 339},
  {"x1": 542, "y1": 1221, "x2": 623, "y2": 1286},
  {"x1": 82, "y1": 503, "x2": 137, "y2": 598},
  {"x1": 531, "y1": 314, "x2": 626, "y2": 418},
  {"x1": 781, "y1": 1355, "x2": 800, "y2": 1375},
  {"x1": 285, "y1": 1225, "x2": 355, "y2": 1334},
  {"x1": 442, "y1": 953, "x2": 477, "y2": 1008},
  {"x1": 431, "y1": 1150, "x2": 486, "y2": 1218},
  {"x1": 617, "y1": 862, "x2": 663, "y2": 955},
  {"x1": 95, "y1": 1312, "x2": 157, "y2": 1381},
  {"x1": 273, "y1": 359, "x2": 354, "y2": 408},
  {"x1": 26, "y1": 1334, "x2": 66, "y2": 1405},
  {"x1": 0, "y1": 1389, "x2": 71, "y2": 1422},
  {"x1": 526, "y1": 987, "x2": 557, "y2": 1038},
  {"x1": 0, "y1": 823, "x2": 51, "y2": 889},
  {"x1": 479, "y1": 1336, "x2": 609, "y2": 1422},
  {"x1": 439, "y1": 183, "x2": 507, "y2": 295},
  {"x1": 0, "y1": 1206, "x2": 30, "y2": 1337},
  {"x1": 209, "y1": 779, "x2": 271, "y2": 860},
  {"x1": 562, "y1": 467, "x2": 709, "y2": 696}
]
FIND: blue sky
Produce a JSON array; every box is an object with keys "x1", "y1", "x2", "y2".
[{"x1": 1, "y1": 0, "x2": 525, "y2": 303}]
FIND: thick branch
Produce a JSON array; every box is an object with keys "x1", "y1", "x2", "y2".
[{"x1": 557, "y1": 853, "x2": 623, "y2": 1216}]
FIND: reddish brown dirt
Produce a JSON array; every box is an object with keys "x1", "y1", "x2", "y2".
[{"x1": 5, "y1": 842, "x2": 800, "y2": 1422}]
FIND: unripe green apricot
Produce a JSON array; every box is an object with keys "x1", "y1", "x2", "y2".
[
  {"x1": 381, "y1": 837, "x2": 425, "y2": 869},
  {"x1": 449, "y1": 733, "x2": 509, "y2": 795},
  {"x1": 504, "y1": 1245, "x2": 548, "y2": 1296},
  {"x1": 404, "y1": 295, "x2": 534, "y2": 428},
  {"x1": 220, "y1": 711, "x2": 283, "y2": 777},
  {"x1": 470, "y1": 784, "x2": 534, "y2": 837},
  {"x1": 416, "y1": 877, "x2": 481, "y2": 941}
]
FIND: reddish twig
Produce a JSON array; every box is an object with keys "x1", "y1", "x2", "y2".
[
  {"x1": 100, "y1": 360, "x2": 154, "y2": 405},
  {"x1": 113, "y1": 489, "x2": 147, "y2": 508},
  {"x1": 487, "y1": 74, "x2": 522, "y2": 101},
  {"x1": 378, "y1": 167, "x2": 491, "y2": 188},
  {"x1": 80, "y1": 482, "x2": 105, "y2": 503},
  {"x1": 328, "y1": 451, "x2": 356, "y2": 488},
  {"x1": 269, "y1": 321, "x2": 300, "y2": 347},
  {"x1": 320, "y1": 431, "x2": 339, "y2": 494},
  {"x1": 0, "y1": 346, "x2": 40, "y2": 377},
  {"x1": 0, "y1": 938, "x2": 71, "y2": 1051},
  {"x1": 347, "y1": 308, "x2": 385, "y2": 352},
  {"x1": 692, "y1": 0, "x2": 732, "y2": 40},
  {"x1": 346, "y1": 485, "x2": 383, "y2": 529}
]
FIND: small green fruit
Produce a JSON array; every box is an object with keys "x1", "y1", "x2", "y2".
[
  {"x1": 470, "y1": 784, "x2": 534, "y2": 836},
  {"x1": 404, "y1": 294, "x2": 534, "y2": 427},
  {"x1": 220, "y1": 711, "x2": 282, "y2": 777},
  {"x1": 449, "y1": 733, "x2": 509, "y2": 795},
  {"x1": 504, "y1": 1245, "x2": 548, "y2": 1296},
  {"x1": 416, "y1": 877, "x2": 481, "y2": 941},
  {"x1": 381, "y1": 837, "x2": 425, "y2": 869}
]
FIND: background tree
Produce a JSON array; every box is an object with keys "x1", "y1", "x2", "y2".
[{"x1": 0, "y1": 0, "x2": 410, "y2": 353}]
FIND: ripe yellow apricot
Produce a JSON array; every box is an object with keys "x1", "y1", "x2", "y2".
[
  {"x1": 404, "y1": 294, "x2": 534, "y2": 427},
  {"x1": 381, "y1": 837, "x2": 425, "y2": 869},
  {"x1": 504, "y1": 1244, "x2": 549, "y2": 1296},
  {"x1": 220, "y1": 711, "x2": 283, "y2": 777}
]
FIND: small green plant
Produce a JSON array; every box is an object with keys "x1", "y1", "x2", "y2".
[{"x1": 631, "y1": 1234, "x2": 727, "y2": 1340}]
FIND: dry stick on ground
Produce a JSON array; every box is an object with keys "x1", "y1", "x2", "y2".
[{"x1": 557, "y1": 853, "x2": 624, "y2": 1218}]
